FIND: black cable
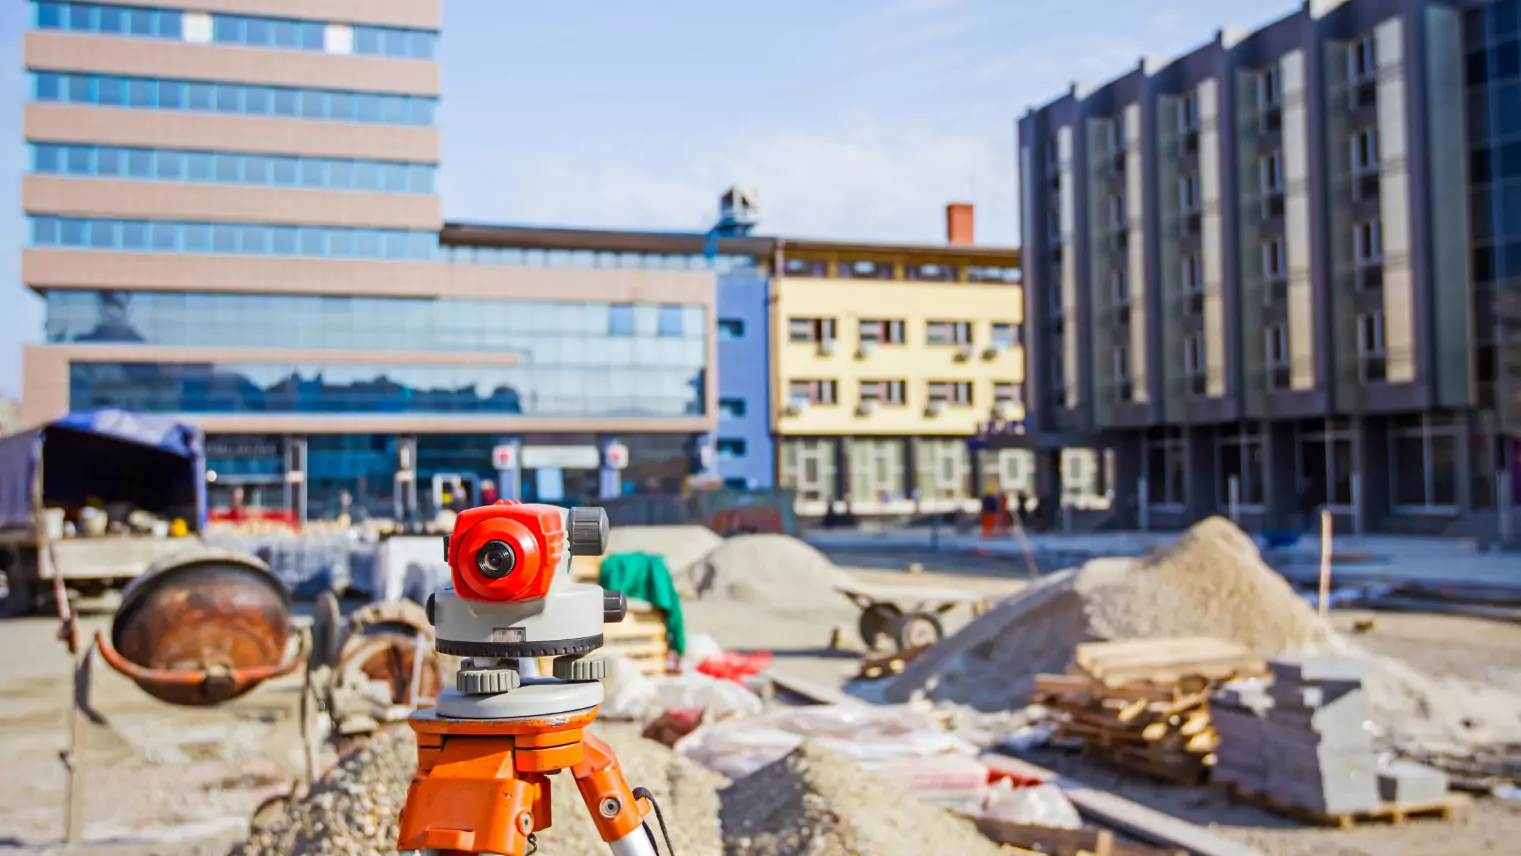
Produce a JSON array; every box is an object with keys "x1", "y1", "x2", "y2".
[
  {"x1": 525, "y1": 832, "x2": 538, "y2": 855},
  {"x1": 632, "y1": 786, "x2": 676, "y2": 855}
]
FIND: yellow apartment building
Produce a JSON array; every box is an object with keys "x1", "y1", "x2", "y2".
[{"x1": 772, "y1": 205, "x2": 1028, "y2": 516}]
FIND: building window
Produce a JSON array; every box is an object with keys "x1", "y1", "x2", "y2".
[
  {"x1": 1348, "y1": 34, "x2": 1377, "y2": 84},
  {"x1": 990, "y1": 322, "x2": 1019, "y2": 348},
  {"x1": 29, "y1": 215, "x2": 436, "y2": 260},
  {"x1": 608, "y1": 304, "x2": 635, "y2": 336},
  {"x1": 1351, "y1": 127, "x2": 1379, "y2": 174},
  {"x1": 1358, "y1": 311, "x2": 1387, "y2": 382},
  {"x1": 28, "y1": 143, "x2": 436, "y2": 193},
  {"x1": 1183, "y1": 334, "x2": 1204, "y2": 393},
  {"x1": 718, "y1": 398, "x2": 747, "y2": 419},
  {"x1": 787, "y1": 316, "x2": 836, "y2": 343},
  {"x1": 657, "y1": 305, "x2": 685, "y2": 337},
  {"x1": 1178, "y1": 89, "x2": 1200, "y2": 133},
  {"x1": 859, "y1": 379, "x2": 906, "y2": 406},
  {"x1": 1266, "y1": 324, "x2": 1290, "y2": 389},
  {"x1": 1354, "y1": 219, "x2": 1382, "y2": 264},
  {"x1": 905, "y1": 263, "x2": 958, "y2": 281},
  {"x1": 1218, "y1": 428, "x2": 1267, "y2": 507},
  {"x1": 966, "y1": 266, "x2": 1021, "y2": 284},
  {"x1": 916, "y1": 437, "x2": 971, "y2": 501},
  {"x1": 838, "y1": 259, "x2": 894, "y2": 279},
  {"x1": 716, "y1": 438, "x2": 746, "y2": 459},
  {"x1": 1045, "y1": 209, "x2": 1061, "y2": 241},
  {"x1": 788, "y1": 379, "x2": 837, "y2": 406},
  {"x1": 925, "y1": 320, "x2": 973, "y2": 346},
  {"x1": 1263, "y1": 237, "x2": 1286, "y2": 281},
  {"x1": 782, "y1": 257, "x2": 828, "y2": 277},
  {"x1": 859, "y1": 319, "x2": 906, "y2": 344},
  {"x1": 1178, "y1": 173, "x2": 1200, "y2": 213},
  {"x1": 1181, "y1": 254, "x2": 1202, "y2": 294},
  {"x1": 718, "y1": 318, "x2": 745, "y2": 339},
  {"x1": 29, "y1": 71, "x2": 436, "y2": 127},
  {"x1": 1107, "y1": 192, "x2": 1126, "y2": 229},
  {"x1": 1257, "y1": 65, "x2": 1281, "y2": 109},
  {"x1": 1102, "y1": 115, "x2": 1125, "y2": 154},
  {"x1": 778, "y1": 437, "x2": 838, "y2": 504},
  {"x1": 994, "y1": 382, "x2": 1022, "y2": 407},
  {"x1": 1260, "y1": 151, "x2": 1284, "y2": 194},
  {"x1": 1113, "y1": 344, "x2": 1132, "y2": 401},
  {"x1": 927, "y1": 381, "x2": 973, "y2": 406},
  {"x1": 847, "y1": 437, "x2": 906, "y2": 505},
  {"x1": 1145, "y1": 429, "x2": 1187, "y2": 505},
  {"x1": 1111, "y1": 268, "x2": 1129, "y2": 304}
]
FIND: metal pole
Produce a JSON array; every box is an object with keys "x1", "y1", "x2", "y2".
[
  {"x1": 1228, "y1": 475, "x2": 1241, "y2": 524},
  {"x1": 1351, "y1": 471, "x2": 1363, "y2": 538},
  {"x1": 1317, "y1": 509, "x2": 1333, "y2": 619},
  {"x1": 1138, "y1": 476, "x2": 1149, "y2": 532}
]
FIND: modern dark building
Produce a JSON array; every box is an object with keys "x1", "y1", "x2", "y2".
[{"x1": 1018, "y1": 0, "x2": 1521, "y2": 535}]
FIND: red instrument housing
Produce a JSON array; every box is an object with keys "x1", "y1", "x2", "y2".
[{"x1": 449, "y1": 501, "x2": 566, "y2": 603}]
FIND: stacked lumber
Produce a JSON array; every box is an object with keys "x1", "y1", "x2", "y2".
[
  {"x1": 571, "y1": 553, "x2": 672, "y2": 675},
  {"x1": 1034, "y1": 637, "x2": 1268, "y2": 786}
]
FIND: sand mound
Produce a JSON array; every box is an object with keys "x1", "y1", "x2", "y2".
[
  {"x1": 607, "y1": 525, "x2": 724, "y2": 575},
  {"x1": 236, "y1": 723, "x2": 727, "y2": 856},
  {"x1": 685, "y1": 534, "x2": 850, "y2": 607},
  {"x1": 886, "y1": 517, "x2": 1521, "y2": 756},
  {"x1": 720, "y1": 740, "x2": 1003, "y2": 856}
]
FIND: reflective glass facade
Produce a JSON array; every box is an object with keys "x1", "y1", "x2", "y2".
[
  {"x1": 30, "y1": 144, "x2": 437, "y2": 194},
  {"x1": 33, "y1": 1, "x2": 438, "y2": 59},
  {"x1": 30, "y1": 217, "x2": 438, "y2": 260},
  {"x1": 440, "y1": 244, "x2": 756, "y2": 274},
  {"x1": 31, "y1": 72, "x2": 438, "y2": 126},
  {"x1": 70, "y1": 360, "x2": 705, "y2": 417},
  {"x1": 47, "y1": 291, "x2": 706, "y2": 353}
]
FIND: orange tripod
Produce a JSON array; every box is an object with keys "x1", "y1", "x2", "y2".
[{"x1": 397, "y1": 704, "x2": 669, "y2": 856}]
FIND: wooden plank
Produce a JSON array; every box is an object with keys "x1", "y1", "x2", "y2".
[
  {"x1": 1076, "y1": 638, "x2": 1244, "y2": 674},
  {"x1": 761, "y1": 668, "x2": 865, "y2": 707},
  {"x1": 1222, "y1": 783, "x2": 1467, "y2": 828},
  {"x1": 969, "y1": 818, "x2": 1114, "y2": 856},
  {"x1": 982, "y1": 754, "x2": 1268, "y2": 856}
]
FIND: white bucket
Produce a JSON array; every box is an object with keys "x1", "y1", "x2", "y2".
[{"x1": 43, "y1": 508, "x2": 65, "y2": 541}]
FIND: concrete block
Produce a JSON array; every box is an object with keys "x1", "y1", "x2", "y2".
[
  {"x1": 1378, "y1": 761, "x2": 1449, "y2": 804},
  {"x1": 1266, "y1": 691, "x2": 1372, "y2": 735},
  {"x1": 1268, "y1": 680, "x2": 1363, "y2": 709},
  {"x1": 1265, "y1": 767, "x2": 1380, "y2": 814}
]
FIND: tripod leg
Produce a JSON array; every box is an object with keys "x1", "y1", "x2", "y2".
[{"x1": 571, "y1": 734, "x2": 658, "y2": 856}]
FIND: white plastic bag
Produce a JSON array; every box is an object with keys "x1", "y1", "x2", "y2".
[
  {"x1": 599, "y1": 653, "x2": 661, "y2": 721},
  {"x1": 979, "y1": 782, "x2": 1082, "y2": 829},
  {"x1": 651, "y1": 673, "x2": 762, "y2": 721},
  {"x1": 678, "y1": 632, "x2": 724, "y2": 672},
  {"x1": 674, "y1": 704, "x2": 979, "y2": 781}
]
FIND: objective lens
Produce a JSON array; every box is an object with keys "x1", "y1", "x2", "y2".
[{"x1": 476, "y1": 540, "x2": 516, "y2": 578}]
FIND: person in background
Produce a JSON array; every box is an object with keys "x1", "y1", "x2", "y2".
[
  {"x1": 994, "y1": 486, "x2": 1012, "y2": 537},
  {"x1": 480, "y1": 479, "x2": 498, "y2": 506},
  {"x1": 980, "y1": 483, "x2": 999, "y2": 539}
]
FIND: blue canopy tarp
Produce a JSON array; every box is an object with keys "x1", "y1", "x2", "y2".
[{"x1": 0, "y1": 409, "x2": 205, "y2": 532}]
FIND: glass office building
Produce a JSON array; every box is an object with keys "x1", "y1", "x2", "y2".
[{"x1": 18, "y1": 1, "x2": 765, "y2": 519}]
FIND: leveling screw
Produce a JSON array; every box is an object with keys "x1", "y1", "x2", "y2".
[{"x1": 599, "y1": 796, "x2": 621, "y2": 817}]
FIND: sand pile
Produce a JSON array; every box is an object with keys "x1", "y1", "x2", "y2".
[
  {"x1": 236, "y1": 723, "x2": 727, "y2": 856},
  {"x1": 607, "y1": 524, "x2": 725, "y2": 577},
  {"x1": 720, "y1": 740, "x2": 1003, "y2": 856},
  {"x1": 684, "y1": 534, "x2": 851, "y2": 608},
  {"x1": 886, "y1": 517, "x2": 1521, "y2": 756}
]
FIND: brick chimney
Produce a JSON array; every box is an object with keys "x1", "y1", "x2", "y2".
[{"x1": 946, "y1": 203, "x2": 975, "y2": 245}]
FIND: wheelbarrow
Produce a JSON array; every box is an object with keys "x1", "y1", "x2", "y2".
[{"x1": 836, "y1": 583, "x2": 988, "y2": 653}]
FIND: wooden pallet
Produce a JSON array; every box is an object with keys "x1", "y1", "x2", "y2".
[
  {"x1": 1222, "y1": 782, "x2": 1466, "y2": 829},
  {"x1": 602, "y1": 606, "x2": 670, "y2": 675}
]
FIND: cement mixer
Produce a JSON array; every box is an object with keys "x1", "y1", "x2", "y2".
[{"x1": 94, "y1": 549, "x2": 305, "y2": 706}]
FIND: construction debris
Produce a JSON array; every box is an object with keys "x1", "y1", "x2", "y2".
[
  {"x1": 1036, "y1": 637, "x2": 1267, "y2": 785},
  {"x1": 888, "y1": 517, "x2": 1521, "y2": 762}
]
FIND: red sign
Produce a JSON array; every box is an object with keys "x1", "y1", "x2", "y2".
[
  {"x1": 604, "y1": 442, "x2": 629, "y2": 470},
  {"x1": 492, "y1": 444, "x2": 517, "y2": 470}
]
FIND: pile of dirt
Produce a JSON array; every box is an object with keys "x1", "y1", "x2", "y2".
[
  {"x1": 886, "y1": 517, "x2": 1521, "y2": 756},
  {"x1": 720, "y1": 740, "x2": 1004, "y2": 856},
  {"x1": 606, "y1": 525, "x2": 725, "y2": 577},
  {"x1": 684, "y1": 534, "x2": 851, "y2": 608},
  {"x1": 235, "y1": 723, "x2": 727, "y2": 856}
]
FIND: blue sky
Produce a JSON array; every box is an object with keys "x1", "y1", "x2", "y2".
[{"x1": 0, "y1": 0, "x2": 1297, "y2": 399}]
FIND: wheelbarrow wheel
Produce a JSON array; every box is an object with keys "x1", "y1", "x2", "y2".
[
  {"x1": 891, "y1": 611, "x2": 943, "y2": 651},
  {"x1": 858, "y1": 602, "x2": 902, "y2": 651},
  {"x1": 311, "y1": 589, "x2": 344, "y2": 672}
]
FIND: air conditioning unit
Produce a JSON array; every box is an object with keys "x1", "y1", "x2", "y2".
[
  {"x1": 857, "y1": 340, "x2": 877, "y2": 359},
  {"x1": 817, "y1": 338, "x2": 836, "y2": 357},
  {"x1": 784, "y1": 399, "x2": 809, "y2": 417},
  {"x1": 954, "y1": 344, "x2": 975, "y2": 361},
  {"x1": 925, "y1": 400, "x2": 947, "y2": 417},
  {"x1": 994, "y1": 401, "x2": 1019, "y2": 420},
  {"x1": 856, "y1": 400, "x2": 879, "y2": 417},
  {"x1": 982, "y1": 345, "x2": 1002, "y2": 360}
]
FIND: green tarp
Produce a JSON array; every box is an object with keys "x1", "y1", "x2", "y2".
[{"x1": 598, "y1": 552, "x2": 687, "y2": 655}]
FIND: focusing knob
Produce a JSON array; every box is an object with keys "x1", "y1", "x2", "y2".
[
  {"x1": 457, "y1": 666, "x2": 520, "y2": 695},
  {"x1": 603, "y1": 589, "x2": 627, "y2": 624},
  {"x1": 567, "y1": 507, "x2": 610, "y2": 556},
  {"x1": 553, "y1": 656, "x2": 610, "y2": 682},
  {"x1": 424, "y1": 593, "x2": 436, "y2": 626}
]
